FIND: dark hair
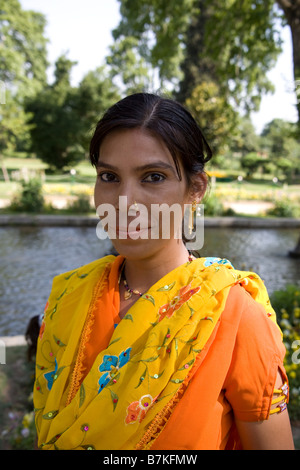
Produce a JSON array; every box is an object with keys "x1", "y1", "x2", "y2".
[{"x1": 89, "y1": 93, "x2": 212, "y2": 187}]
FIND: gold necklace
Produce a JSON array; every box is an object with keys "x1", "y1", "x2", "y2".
[{"x1": 119, "y1": 254, "x2": 194, "y2": 300}]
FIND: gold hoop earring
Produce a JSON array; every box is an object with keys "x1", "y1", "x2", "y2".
[{"x1": 188, "y1": 200, "x2": 197, "y2": 235}]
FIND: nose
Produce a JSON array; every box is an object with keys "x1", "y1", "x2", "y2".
[
  {"x1": 115, "y1": 182, "x2": 139, "y2": 212},
  {"x1": 117, "y1": 196, "x2": 140, "y2": 217}
]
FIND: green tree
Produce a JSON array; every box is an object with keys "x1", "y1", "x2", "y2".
[
  {"x1": 75, "y1": 66, "x2": 121, "y2": 150},
  {"x1": 110, "y1": 0, "x2": 283, "y2": 159},
  {"x1": 112, "y1": 0, "x2": 194, "y2": 89},
  {"x1": 231, "y1": 116, "x2": 261, "y2": 156},
  {"x1": 26, "y1": 57, "x2": 120, "y2": 171},
  {"x1": 185, "y1": 81, "x2": 238, "y2": 155},
  {"x1": 274, "y1": 1, "x2": 300, "y2": 256},
  {"x1": 240, "y1": 152, "x2": 263, "y2": 178},
  {"x1": 107, "y1": 37, "x2": 152, "y2": 94},
  {"x1": 0, "y1": 0, "x2": 48, "y2": 177},
  {"x1": 112, "y1": 0, "x2": 283, "y2": 112},
  {"x1": 261, "y1": 118, "x2": 300, "y2": 180},
  {"x1": 204, "y1": 0, "x2": 283, "y2": 113},
  {"x1": 276, "y1": 0, "x2": 300, "y2": 123},
  {"x1": 26, "y1": 55, "x2": 84, "y2": 171},
  {"x1": 0, "y1": 0, "x2": 48, "y2": 94}
]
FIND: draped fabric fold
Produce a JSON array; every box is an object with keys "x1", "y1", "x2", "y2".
[{"x1": 34, "y1": 255, "x2": 279, "y2": 450}]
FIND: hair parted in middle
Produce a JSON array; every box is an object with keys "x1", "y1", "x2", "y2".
[{"x1": 89, "y1": 93, "x2": 212, "y2": 188}]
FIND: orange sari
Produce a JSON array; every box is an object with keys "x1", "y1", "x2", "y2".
[{"x1": 34, "y1": 255, "x2": 287, "y2": 450}]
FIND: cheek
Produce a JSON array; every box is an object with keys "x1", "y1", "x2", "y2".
[
  {"x1": 159, "y1": 181, "x2": 189, "y2": 206},
  {"x1": 94, "y1": 180, "x2": 105, "y2": 209},
  {"x1": 93, "y1": 181, "x2": 99, "y2": 207}
]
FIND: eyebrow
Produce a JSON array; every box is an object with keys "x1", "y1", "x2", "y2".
[{"x1": 96, "y1": 161, "x2": 177, "y2": 174}]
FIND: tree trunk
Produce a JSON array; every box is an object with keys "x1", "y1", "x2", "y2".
[
  {"x1": 276, "y1": 1, "x2": 300, "y2": 257},
  {"x1": 176, "y1": 0, "x2": 217, "y2": 103},
  {"x1": 276, "y1": 1, "x2": 300, "y2": 114}
]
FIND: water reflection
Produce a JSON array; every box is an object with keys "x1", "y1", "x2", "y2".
[{"x1": 0, "y1": 226, "x2": 299, "y2": 335}]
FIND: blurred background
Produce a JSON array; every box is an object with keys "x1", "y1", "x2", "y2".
[{"x1": 0, "y1": 0, "x2": 299, "y2": 449}]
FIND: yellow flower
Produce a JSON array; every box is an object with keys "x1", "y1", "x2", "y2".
[{"x1": 22, "y1": 411, "x2": 34, "y2": 428}]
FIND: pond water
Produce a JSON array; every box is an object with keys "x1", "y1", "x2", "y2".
[{"x1": 0, "y1": 225, "x2": 299, "y2": 336}]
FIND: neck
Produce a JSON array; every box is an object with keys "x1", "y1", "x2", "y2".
[{"x1": 122, "y1": 241, "x2": 191, "y2": 294}]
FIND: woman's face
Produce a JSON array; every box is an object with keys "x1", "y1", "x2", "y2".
[{"x1": 94, "y1": 128, "x2": 202, "y2": 259}]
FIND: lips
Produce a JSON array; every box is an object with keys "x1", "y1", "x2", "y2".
[{"x1": 116, "y1": 227, "x2": 150, "y2": 239}]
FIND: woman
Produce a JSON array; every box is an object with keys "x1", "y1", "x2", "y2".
[{"x1": 34, "y1": 93, "x2": 294, "y2": 450}]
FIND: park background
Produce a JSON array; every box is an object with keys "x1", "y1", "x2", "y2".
[{"x1": 0, "y1": 0, "x2": 300, "y2": 449}]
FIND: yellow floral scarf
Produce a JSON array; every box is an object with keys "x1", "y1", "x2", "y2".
[{"x1": 34, "y1": 255, "x2": 278, "y2": 450}]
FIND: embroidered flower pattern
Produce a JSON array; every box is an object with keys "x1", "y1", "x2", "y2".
[
  {"x1": 98, "y1": 348, "x2": 132, "y2": 393},
  {"x1": 158, "y1": 283, "x2": 201, "y2": 322},
  {"x1": 39, "y1": 301, "x2": 49, "y2": 339},
  {"x1": 39, "y1": 320, "x2": 45, "y2": 340},
  {"x1": 203, "y1": 257, "x2": 233, "y2": 268},
  {"x1": 44, "y1": 359, "x2": 58, "y2": 391},
  {"x1": 125, "y1": 394, "x2": 155, "y2": 424}
]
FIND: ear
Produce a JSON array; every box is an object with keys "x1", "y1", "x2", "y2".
[{"x1": 188, "y1": 172, "x2": 208, "y2": 203}]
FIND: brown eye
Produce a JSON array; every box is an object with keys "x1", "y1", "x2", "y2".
[
  {"x1": 98, "y1": 172, "x2": 118, "y2": 182},
  {"x1": 143, "y1": 173, "x2": 166, "y2": 183}
]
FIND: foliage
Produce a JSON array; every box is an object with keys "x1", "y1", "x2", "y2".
[
  {"x1": 76, "y1": 67, "x2": 120, "y2": 137},
  {"x1": 25, "y1": 55, "x2": 84, "y2": 171},
  {"x1": 0, "y1": 0, "x2": 48, "y2": 154},
  {"x1": 10, "y1": 178, "x2": 44, "y2": 213},
  {"x1": 0, "y1": 90, "x2": 32, "y2": 155},
  {"x1": 270, "y1": 285, "x2": 300, "y2": 420},
  {"x1": 112, "y1": 0, "x2": 283, "y2": 113},
  {"x1": 107, "y1": 37, "x2": 152, "y2": 94},
  {"x1": 185, "y1": 82, "x2": 239, "y2": 155},
  {"x1": 276, "y1": 0, "x2": 300, "y2": 123},
  {"x1": 240, "y1": 152, "x2": 264, "y2": 178},
  {"x1": 26, "y1": 57, "x2": 120, "y2": 171},
  {"x1": 112, "y1": 0, "x2": 194, "y2": 88},
  {"x1": 0, "y1": 345, "x2": 36, "y2": 450},
  {"x1": 266, "y1": 198, "x2": 300, "y2": 218},
  {"x1": 202, "y1": 192, "x2": 225, "y2": 216},
  {"x1": 0, "y1": 0, "x2": 48, "y2": 93},
  {"x1": 67, "y1": 194, "x2": 92, "y2": 214},
  {"x1": 260, "y1": 119, "x2": 300, "y2": 181},
  {"x1": 204, "y1": 0, "x2": 283, "y2": 113},
  {"x1": 231, "y1": 116, "x2": 261, "y2": 156},
  {"x1": 271, "y1": 285, "x2": 300, "y2": 323}
]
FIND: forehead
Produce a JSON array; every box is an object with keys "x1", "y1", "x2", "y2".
[{"x1": 98, "y1": 128, "x2": 174, "y2": 164}]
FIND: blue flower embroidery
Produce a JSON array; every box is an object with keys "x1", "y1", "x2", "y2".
[
  {"x1": 98, "y1": 372, "x2": 111, "y2": 391},
  {"x1": 204, "y1": 257, "x2": 234, "y2": 268},
  {"x1": 98, "y1": 348, "x2": 132, "y2": 394},
  {"x1": 44, "y1": 359, "x2": 58, "y2": 391}
]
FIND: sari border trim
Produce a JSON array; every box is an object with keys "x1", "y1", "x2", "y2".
[
  {"x1": 65, "y1": 263, "x2": 111, "y2": 406},
  {"x1": 135, "y1": 318, "x2": 221, "y2": 450}
]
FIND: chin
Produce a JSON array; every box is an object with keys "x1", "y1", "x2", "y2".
[{"x1": 110, "y1": 238, "x2": 162, "y2": 261}]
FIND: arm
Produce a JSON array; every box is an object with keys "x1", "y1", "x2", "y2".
[{"x1": 235, "y1": 370, "x2": 295, "y2": 450}]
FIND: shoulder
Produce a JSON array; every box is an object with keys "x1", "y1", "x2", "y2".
[
  {"x1": 223, "y1": 284, "x2": 287, "y2": 421},
  {"x1": 224, "y1": 283, "x2": 284, "y2": 358},
  {"x1": 50, "y1": 255, "x2": 115, "y2": 295},
  {"x1": 43, "y1": 255, "x2": 116, "y2": 321}
]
